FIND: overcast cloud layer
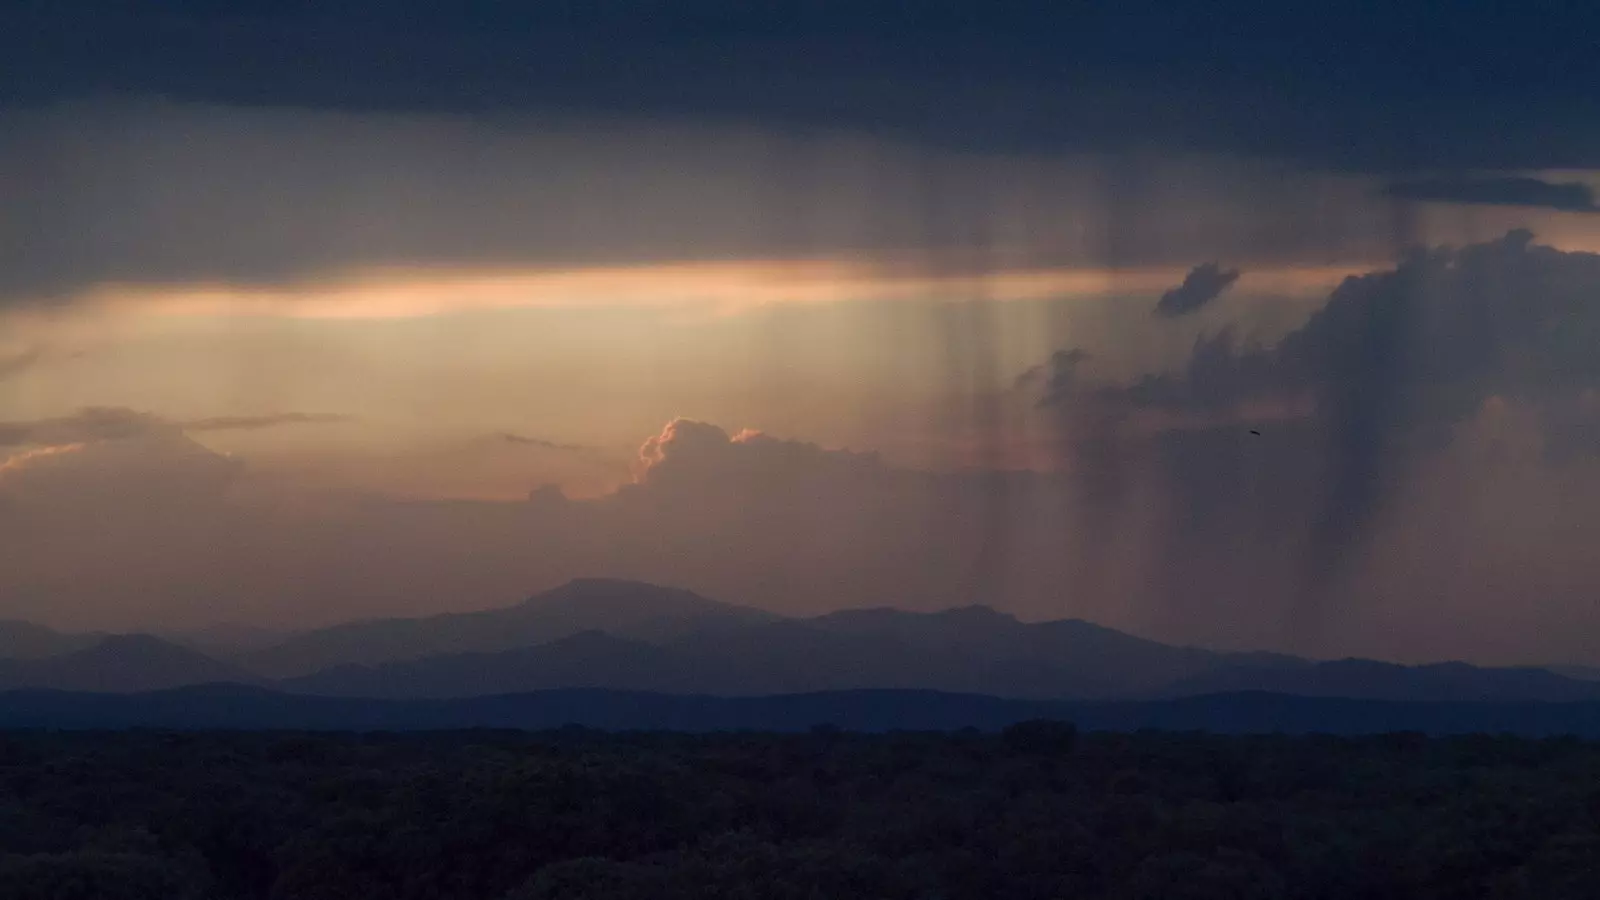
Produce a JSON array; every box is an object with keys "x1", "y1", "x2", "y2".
[
  {"x1": 0, "y1": 100, "x2": 1410, "y2": 305},
  {"x1": 6, "y1": 2, "x2": 1600, "y2": 171}
]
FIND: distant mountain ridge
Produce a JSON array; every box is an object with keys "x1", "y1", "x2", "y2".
[
  {"x1": 4, "y1": 579, "x2": 1600, "y2": 705},
  {"x1": 803, "y1": 606, "x2": 1301, "y2": 694},
  {"x1": 0, "y1": 634, "x2": 264, "y2": 693},
  {"x1": 283, "y1": 607, "x2": 1600, "y2": 704},
  {"x1": 163, "y1": 623, "x2": 300, "y2": 656},
  {"x1": 1163, "y1": 658, "x2": 1600, "y2": 703},
  {"x1": 239, "y1": 578, "x2": 778, "y2": 678},
  {"x1": 1550, "y1": 665, "x2": 1600, "y2": 682},
  {"x1": 262, "y1": 581, "x2": 1600, "y2": 704},
  {"x1": 0, "y1": 620, "x2": 100, "y2": 660},
  {"x1": 282, "y1": 625, "x2": 1125, "y2": 699},
  {"x1": 259, "y1": 583, "x2": 1328, "y2": 699}
]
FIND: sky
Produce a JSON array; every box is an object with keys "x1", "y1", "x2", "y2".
[{"x1": 4, "y1": 2, "x2": 1600, "y2": 665}]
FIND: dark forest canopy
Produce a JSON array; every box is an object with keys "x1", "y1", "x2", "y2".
[{"x1": 0, "y1": 727, "x2": 1598, "y2": 898}]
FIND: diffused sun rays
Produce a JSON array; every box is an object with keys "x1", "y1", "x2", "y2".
[{"x1": 65, "y1": 258, "x2": 1364, "y2": 321}]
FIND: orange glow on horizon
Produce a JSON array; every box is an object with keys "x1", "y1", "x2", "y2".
[
  {"x1": 66, "y1": 258, "x2": 1369, "y2": 321},
  {"x1": 0, "y1": 443, "x2": 87, "y2": 475}
]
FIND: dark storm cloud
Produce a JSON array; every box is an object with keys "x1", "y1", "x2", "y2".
[
  {"x1": 3, "y1": 3, "x2": 1590, "y2": 306},
  {"x1": 1384, "y1": 177, "x2": 1599, "y2": 213},
  {"x1": 1032, "y1": 231, "x2": 1600, "y2": 589},
  {"x1": 1154, "y1": 263, "x2": 1241, "y2": 318},
  {"x1": 3, "y1": 2, "x2": 1600, "y2": 172},
  {"x1": 1075, "y1": 232, "x2": 1600, "y2": 426}
]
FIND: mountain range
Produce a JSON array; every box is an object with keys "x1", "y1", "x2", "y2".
[
  {"x1": 238, "y1": 578, "x2": 779, "y2": 678},
  {"x1": 0, "y1": 634, "x2": 263, "y2": 693},
  {"x1": 4, "y1": 579, "x2": 1600, "y2": 709},
  {"x1": 0, "y1": 620, "x2": 100, "y2": 660}
]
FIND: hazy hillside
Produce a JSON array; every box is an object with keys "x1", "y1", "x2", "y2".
[
  {"x1": 664, "y1": 618, "x2": 1126, "y2": 697},
  {"x1": 0, "y1": 620, "x2": 100, "y2": 660},
  {"x1": 286, "y1": 622, "x2": 1123, "y2": 699},
  {"x1": 6, "y1": 581, "x2": 1599, "y2": 704},
  {"x1": 283, "y1": 631, "x2": 696, "y2": 698},
  {"x1": 280, "y1": 602, "x2": 1600, "y2": 704},
  {"x1": 239, "y1": 578, "x2": 779, "y2": 678},
  {"x1": 265, "y1": 585, "x2": 1299, "y2": 699},
  {"x1": 1163, "y1": 659, "x2": 1600, "y2": 703},
  {"x1": 163, "y1": 623, "x2": 300, "y2": 656},
  {"x1": 260, "y1": 582, "x2": 1600, "y2": 702},
  {"x1": 0, "y1": 634, "x2": 264, "y2": 693},
  {"x1": 805, "y1": 606, "x2": 1302, "y2": 693},
  {"x1": 1549, "y1": 665, "x2": 1600, "y2": 682}
]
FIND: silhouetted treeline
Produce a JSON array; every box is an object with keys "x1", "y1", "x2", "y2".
[{"x1": 1, "y1": 725, "x2": 1599, "y2": 898}]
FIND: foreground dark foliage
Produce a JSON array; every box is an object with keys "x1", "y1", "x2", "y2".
[{"x1": 0, "y1": 724, "x2": 1598, "y2": 898}]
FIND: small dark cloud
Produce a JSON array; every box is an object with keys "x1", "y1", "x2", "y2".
[
  {"x1": 1154, "y1": 263, "x2": 1241, "y2": 318},
  {"x1": 526, "y1": 483, "x2": 569, "y2": 506},
  {"x1": 1384, "y1": 176, "x2": 1599, "y2": 212},
  {"x1": 0, "y1": 347, "x2": 42, "y2": 380},
  {"x1": 496, "y1": 433, "x2": 592, "y2": 453},
  {"x1": 1019, "y1": 349, "x2": 1091, "y2": 404},
  {"x1": 182, "y1": 413, "x2": 355, "y2": 432}
]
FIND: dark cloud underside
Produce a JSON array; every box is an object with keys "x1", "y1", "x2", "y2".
[
  {"x1": 5, "y1": 2, "x2": 1600, "y2": 171},
  {"x1": 1384, "y1": 177, "x2": 1599, "y2": 212}
]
